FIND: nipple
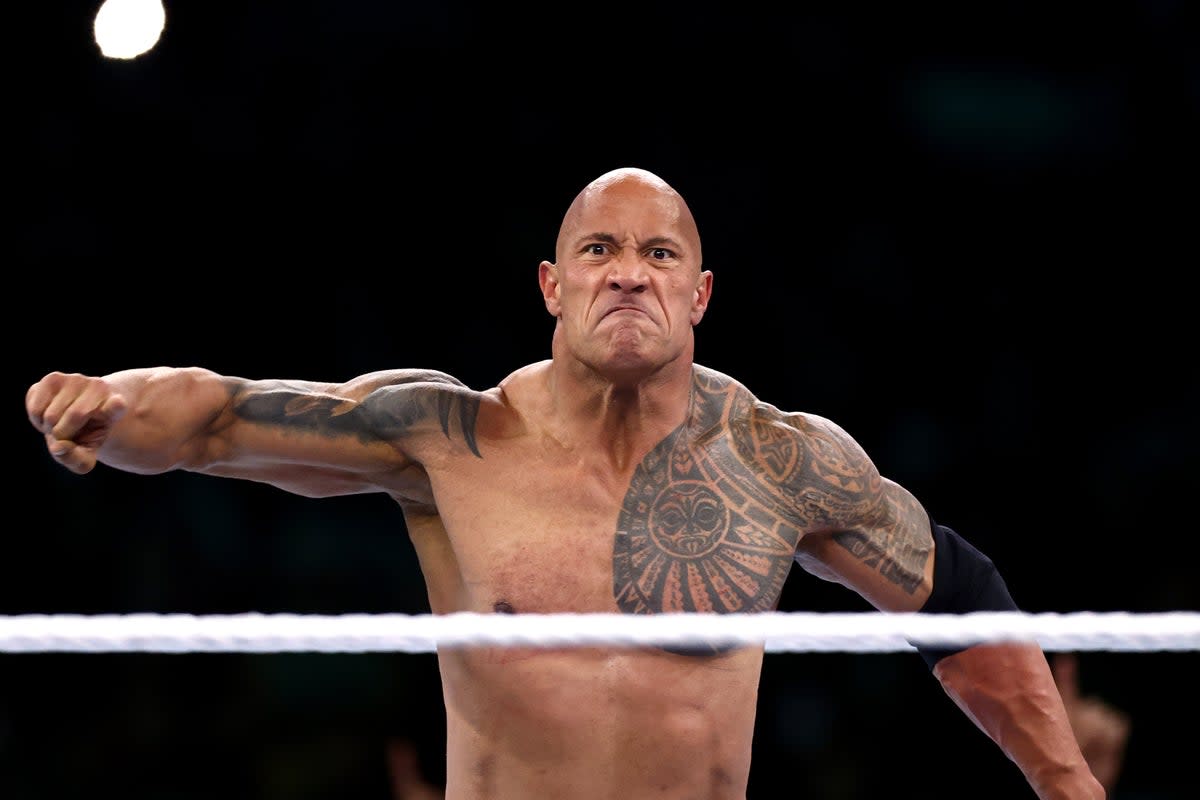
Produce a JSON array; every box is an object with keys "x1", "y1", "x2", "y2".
[{"x1": 493, "y1": 600, "x2": 515, "y2": 614}]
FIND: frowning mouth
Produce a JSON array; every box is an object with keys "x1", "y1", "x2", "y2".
[{"x1": 603, "y1": 305, "x2": 648, "y2": 318}]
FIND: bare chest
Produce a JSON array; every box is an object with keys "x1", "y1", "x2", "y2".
[{"x1": 425, "y1": 419, "x2": 806, "y2": 617}]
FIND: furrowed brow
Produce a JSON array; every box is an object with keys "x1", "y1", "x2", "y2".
[
  {"x1": 572, "y1": 233, "x2": 684, "y2": 252},
  {"x1": 574, "y1": 231, "x2": 620, "y2": 249},
  {"x1": 640, "y1": 235, "x2": 684, "y2": 252}
]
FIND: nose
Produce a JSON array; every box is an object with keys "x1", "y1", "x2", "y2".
[{"x1": 607, "y1": 253, "x2": 648, "y2": 293}]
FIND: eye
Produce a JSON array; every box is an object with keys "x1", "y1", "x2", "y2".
[
  {"x1": 585, "y1": 243, "x2": 609, "y2": 256},
  {"x1": 648, "y1": 247, "x2": 675, "y2": 261}
]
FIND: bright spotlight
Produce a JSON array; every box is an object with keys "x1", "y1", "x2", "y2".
[{"x1": 93, "y1": 0, "x2": 166, "y2": 60}]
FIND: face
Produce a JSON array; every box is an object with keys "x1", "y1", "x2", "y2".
[{"x1": 539, "y1": 169, "x2": 713, "y2": 380}]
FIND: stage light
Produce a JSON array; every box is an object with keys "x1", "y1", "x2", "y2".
[{"x1": 93, "y1": 0, "x2": 166, "y2": 60}]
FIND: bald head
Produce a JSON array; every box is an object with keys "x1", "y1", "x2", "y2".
[{"x1": 555, "y1": 167, "x2": 703, "y2": 269}]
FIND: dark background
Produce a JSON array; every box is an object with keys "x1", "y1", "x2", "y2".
[{"x1": 6, "y1": 2, "x2": 1197, "y2": 798}]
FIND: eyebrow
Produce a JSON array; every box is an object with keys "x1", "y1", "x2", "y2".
[{"x1": 575, "y1": 232, "x2": 686, "y2": 252}]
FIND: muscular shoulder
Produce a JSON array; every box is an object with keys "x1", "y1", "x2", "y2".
[
  {"x1": 689, "y1": 364, "x2": 816, "y2": 438},
  {"x1": 689, "y1": 364, "x2": 882, "y2": 527},
  {"x1": 338, "y1": 368, "x2": 472, "y2": 399},
  {"x1": 692, "y1": 364, "x2": 855, "y2": 443},
  {"x1": 351, "y1": 369, "x2": 523, "y2": 461}
]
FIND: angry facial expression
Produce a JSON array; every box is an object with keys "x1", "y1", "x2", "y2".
[{"x1": 540, "y1": 170, "x2": 712, "y2": 381}]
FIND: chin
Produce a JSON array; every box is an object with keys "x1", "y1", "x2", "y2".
[
  {"x1": 576, "y1": 346, "x2": 649, "y2": 380},
  {"x1": 570, "y1": 332, "x2": 682, "y2": 382},
  {"x1": 599, "y1": 346, "x2": 680, "y2": 383}
]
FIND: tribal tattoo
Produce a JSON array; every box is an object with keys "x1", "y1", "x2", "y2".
[
  {"x1": 829, "y1": 491, "x2": 929, "y2": 595},
  {"x1": 613, "y1": 371, "x2": 800, "y2": 620},
  {"x1": 613, "y1": 368, "x2": 928, "y2": 627},
  {"x1": 232, "y1": 373, "x2": 482, "y2": 456}
]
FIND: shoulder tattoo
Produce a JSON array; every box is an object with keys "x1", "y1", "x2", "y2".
[{"x1": 613, "y1": 369, "x2": 927, "y2": 620}]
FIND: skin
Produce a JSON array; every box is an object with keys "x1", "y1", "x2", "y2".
[{"x1": 26, "y1": 167, "x2": 1104, "y2": 799}]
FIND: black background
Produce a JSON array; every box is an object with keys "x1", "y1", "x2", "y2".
[{"x1": 6, "y1": 2, "x2": 1198, "y2": 798}]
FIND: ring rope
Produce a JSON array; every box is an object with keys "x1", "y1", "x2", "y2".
[{"x1": 1, "y1": 611, "x2": 1197, "y2": 653}]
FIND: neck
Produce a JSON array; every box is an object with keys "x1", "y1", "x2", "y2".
[{"x1": 545, "y1": 331, "x2": 695, "y2": 471}]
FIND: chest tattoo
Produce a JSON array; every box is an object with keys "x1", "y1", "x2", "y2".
[{"x1": 613, "y1": 372, "x2": 811, "y2": 617}]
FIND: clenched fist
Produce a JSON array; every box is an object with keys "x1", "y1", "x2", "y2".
[{"x1": 26, "y1": 371, "x2": 127, "y2": 474}]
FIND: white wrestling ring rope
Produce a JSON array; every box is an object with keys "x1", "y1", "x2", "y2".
[{"x1": 0, "y1": 611, "x2": 1198, "y2": 653}]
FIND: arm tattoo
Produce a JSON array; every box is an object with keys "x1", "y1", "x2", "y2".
[
  {"x1": 434, "y1": 388, "x2": 482, "y2": 456},
  {"x1": 232, "y1": 375, "x2": 482, "y2": 457},
  {"x1": 830, "y1": 490, "x2": 929, "y2": 595},
  {"x1": 749, "y1": 401, "x2": 927, "y2": 595}
]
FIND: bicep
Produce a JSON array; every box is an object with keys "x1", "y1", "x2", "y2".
[
  {"x1": 794, "y1": 478, "x2": 935, "y2": 612},
  {"x1": 183, "y1": 381, "x2": 400, "y2": 492},
  {"x1": 757, "y1": 408, "x2": 935, "y2": 611}
]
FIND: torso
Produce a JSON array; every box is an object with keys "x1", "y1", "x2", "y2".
[{"x1": 393, "y1": 364, "x2": 832, "y2": 800}]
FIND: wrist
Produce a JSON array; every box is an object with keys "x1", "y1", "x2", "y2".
[{"x1": 1032, "y1": 765, "x2": 1106, "y2": 800}]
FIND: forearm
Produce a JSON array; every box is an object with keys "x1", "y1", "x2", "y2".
[
  {"x1": 98, "y1": 366, "x2": 234, "y2": 473},
  {"x1": 935, "y1": 642, "x2": 1105, "y2": 799}
]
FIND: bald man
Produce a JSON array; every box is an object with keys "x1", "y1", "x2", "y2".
[{"x1": 26, "y1": 167, "x2": 1104, "y2": 799}]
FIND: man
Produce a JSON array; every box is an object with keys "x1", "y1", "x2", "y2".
[{"x1": 25, "y1": 167, "x2": 1103, "y2": 799}]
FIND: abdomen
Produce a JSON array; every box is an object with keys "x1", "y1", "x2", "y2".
[{"x1": 439, "y1": 645, "x2": 763, "y2": 799}]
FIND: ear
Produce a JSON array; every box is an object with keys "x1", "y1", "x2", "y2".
[
  {"x1": 689, "y1": 270, "x2": 713, "y2": 325},
  {"x1": 539, "y1": 261, "x2": 561, "y2": 317}
]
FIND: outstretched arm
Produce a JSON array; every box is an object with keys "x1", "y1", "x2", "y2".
[
  {"x1": 26, "y1": 367, "x2": 481, "y2": 499},
  {"x1": 787, "y1": 412, "x2": 1103, "y2": 799}
]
